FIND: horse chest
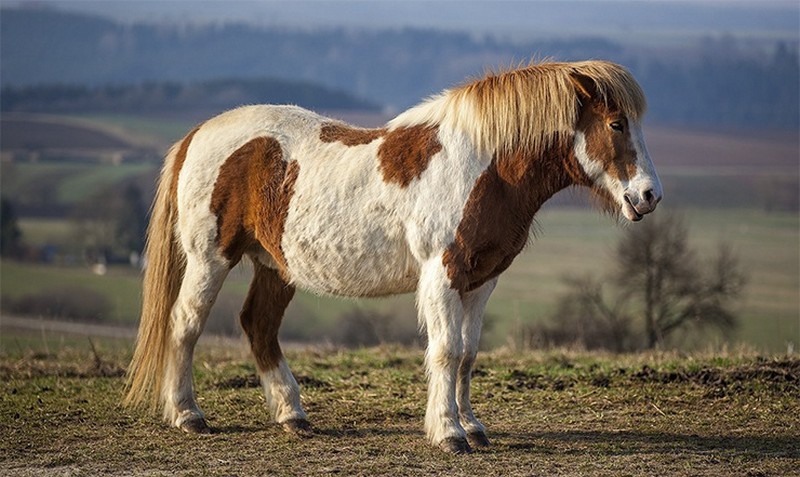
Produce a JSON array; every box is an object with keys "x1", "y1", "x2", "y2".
[
  {"x1": 444, "y1": 224, "x2": 528, "y2": 293},
  {"x1": 443, "y1": 161, "x2": 538, "y2": 293}
]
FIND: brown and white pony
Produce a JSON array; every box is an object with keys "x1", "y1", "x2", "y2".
[{"x1": 124, "y1": 60, "x2": 662, "y2": 453}]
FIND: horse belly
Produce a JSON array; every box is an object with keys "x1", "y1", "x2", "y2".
[{"x1": 281, "y1": 200, "x2": 420, "y2": 298}]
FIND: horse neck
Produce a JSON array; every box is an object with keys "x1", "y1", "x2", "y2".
[{"x1": 492, "y1": 136, "x2": 579, "y2": 224}]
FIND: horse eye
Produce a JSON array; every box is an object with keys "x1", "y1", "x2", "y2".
[{"x1": 610, "y1": 121, "x2": 624, "y2": 132}]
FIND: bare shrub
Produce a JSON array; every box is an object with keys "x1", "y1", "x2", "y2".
[
  {"x1": 333, "y1": 309, "x2": 421, "y2": 348},
  {"x1": 524, "y1": 276, "x2": 637, "y2": 352},
  {"x1": 1, "y1": 197, "x2": 23, "y2": 258}
]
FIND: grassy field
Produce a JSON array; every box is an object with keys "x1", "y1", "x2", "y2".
[
  {"x1": 492, "y1": 206, "x2": 800, "y2": 352},
  {"x1": 68, "y1": 113, "x2": 198, "y2": 147},
  {"x1": 0, "y1": 336, "x2": 797, "y2": 476},
  {"x1": 0, "y1": 261, "x2": 143, "y2": 323},
  {"x1": 3, "y1": 204, "x2": 798, "y2": 351}
]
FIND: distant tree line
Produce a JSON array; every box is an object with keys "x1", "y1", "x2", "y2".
[
  {"x1": 0, "y1": 78, "x2": 379, "y2": 113},
  {"x1": 640, "y1": 41, "x2": 799, "y2": 129},
  {"x1": 1, "y1": 181, "x2": 149, "y2": 265},
  {"x1": 2, "y1": 7, "x2": 797, "y2": 129}
]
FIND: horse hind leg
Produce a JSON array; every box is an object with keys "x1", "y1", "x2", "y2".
[
  {"x1": 163, "y1": 253, "x2": 229, "y2": 433},
  {"x1": 240, "y1": 257, "x2": 309, "y2": 434}
]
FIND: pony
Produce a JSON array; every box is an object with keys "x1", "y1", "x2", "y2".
[{"x1": 124, "y1": 60, "x2": 662, "y2": 454}]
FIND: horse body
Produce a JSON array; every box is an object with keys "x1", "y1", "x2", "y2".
[
  {"x1": 282, "y1": 115, "x2": 460, "y2": 298},
  {"x1": 125, "y1": 60, "x2": 663, "y2": 453},
  {"x1": 180, "y1": 104, "x2": 487, "y2": 298}
]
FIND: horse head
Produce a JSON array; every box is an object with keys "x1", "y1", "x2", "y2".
[{"x1": 570, "y1": 72, "x2": 663, "y2": 221}]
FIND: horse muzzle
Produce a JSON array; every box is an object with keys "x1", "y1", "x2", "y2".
[{"x1": 622, "y1": 184, "x2": 662, "y2": 222}]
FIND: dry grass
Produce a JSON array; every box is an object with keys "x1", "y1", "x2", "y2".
[{"x1": 1, "y1": 337, "x2": 798, "y2": 476}]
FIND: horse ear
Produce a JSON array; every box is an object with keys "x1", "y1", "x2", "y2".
[{"x1": 570, "y1": 73, "x2": 597, "y2": 102}]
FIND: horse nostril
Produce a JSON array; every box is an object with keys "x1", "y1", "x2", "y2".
[{"x1": 643, "y1": 189, "x2": 656, "y2": 206}]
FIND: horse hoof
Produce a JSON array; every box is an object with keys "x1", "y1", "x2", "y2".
[
  {"x1": 282, "y1": 418, "x2": 313, "y2": 437},
  {"x1": 440, "y1": 436, "x2": 473, "y2": 454},
  {"x1": 467, "y1": 431, "x2": 490, "y2": 448},
  {"x1": 179, "y1": 416, "x2": 212, "y2": 435}
]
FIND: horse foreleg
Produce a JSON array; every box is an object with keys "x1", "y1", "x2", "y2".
[
  {"x1": 163, "y1": 254, "x2": 229, "y2": 433},
  {"x1": 239, "y1": 259, "x2": 309, "y2": 434},
  {"x1": 417, "y1": 258, "x2": 470, "y2": 453},
  {"x1": 457, "y1": 277, "x2": 497, "y2": 448}
]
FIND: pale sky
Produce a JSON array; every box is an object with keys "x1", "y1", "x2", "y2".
[{"x1": 6, "y1": 0, "x2": 799, "y2": 42}]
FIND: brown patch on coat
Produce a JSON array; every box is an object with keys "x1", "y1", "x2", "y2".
[
  {"x1": 209, "y1": 137, "x2": 299, "y2": 271},
  {"x1": 320, "y1": 122, "x2": 386, "y2": 146},
  {"x1": 170, "y1": 125, "x2": 201, "y2": 203},
  {"x1": 377, "y1": 125, "x2": 442, "y2": 187},
  {"x1": 443, "y1": 139, "x2": 578, "y2": 293},
  {"x1": 239, "y1": 261, "x2": 295, "y2": 371},
  {"x1": 319, "y1": 122, "x2": 441, "y2": 187}
]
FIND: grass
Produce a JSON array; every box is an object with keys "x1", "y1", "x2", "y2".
[
  {"x1": 68, "y1": 113, "x2": 197, "y2": 146},
  {"x1": 56, "y1": 163, "x2": 154, "y2": 203},
  {"x1": 487, "y1": 206, "x2": 800, "y2": 352},
  {"x1": 0, "y1": 335, "x2": 797, "y2": 476},
  {"x1": 0, "y1": 261, "x2": 143, "y2": 323},
  {"x1": 13, "y1": 219, "x2": 75, "y2": 249}
]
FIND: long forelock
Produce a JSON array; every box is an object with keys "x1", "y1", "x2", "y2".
[
  {"x1": 570, "y1": 60, "x2": 648, "y2": 122},
  {"x1": 390, "y1": 60, "x2": 647, "y2": 157}
]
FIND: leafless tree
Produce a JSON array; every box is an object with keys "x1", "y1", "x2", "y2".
[
  {"x1": 535, "y1": 212, "x2": 745, "y2": 351},
  {"x1": 615, "y1": 213, "x2": 745, "y2": 348},
  {"x1": 72, "y1": 183, "x2": 148, "y2": 262},
  {"x1": 531, "y1": 275, "x2": 635, "y2": 352},
  {"x1": 1, "y1": 197, "x2": 23, "y2": 258}
]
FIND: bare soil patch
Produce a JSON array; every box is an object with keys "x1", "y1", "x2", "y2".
[
  {"x1": 644, "y1": 126, "x2": 799, "y2": 169},
  {"x1": 1, "y1": 345, "x2": 798, "y2": 476}
]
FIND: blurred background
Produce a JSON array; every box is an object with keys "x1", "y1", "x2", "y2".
[{"x1": 1, "y1": 0, "x2": 797, "y2": 353}]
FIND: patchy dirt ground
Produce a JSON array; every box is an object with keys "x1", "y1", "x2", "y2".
[{"x1": 1, "y1": 343, "x2": 798, "y2": 476}]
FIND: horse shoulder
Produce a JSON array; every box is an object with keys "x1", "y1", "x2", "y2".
[
  {"x1": 439, "y1": 156, "x2": 533, "y2": 294},
  {"x1": 402, "y1": 131, "x2": 493, "y2": 263}
]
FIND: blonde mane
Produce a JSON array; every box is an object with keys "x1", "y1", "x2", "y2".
[{"x1": 391, "y1": 60, "x2": 647, "y2": 156}]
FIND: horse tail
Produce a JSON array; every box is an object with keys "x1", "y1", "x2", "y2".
[{"x1": 123, "y1": 138, "x2": 188, "y2": 411}]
